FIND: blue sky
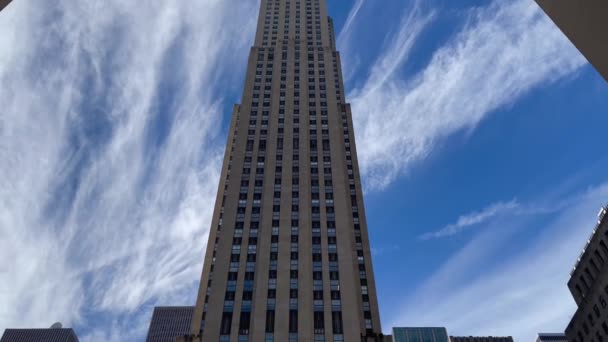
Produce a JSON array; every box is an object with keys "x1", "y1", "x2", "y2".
[{"x1": 0, "y1": 0, "x2": 606, "y2": 341}]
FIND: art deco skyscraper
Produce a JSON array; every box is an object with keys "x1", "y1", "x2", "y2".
[{"x1": 190, "y1": 0, "x2": 383, "y2": 341}]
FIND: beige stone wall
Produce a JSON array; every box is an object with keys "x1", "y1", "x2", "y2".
[{"x1": 190, "y1": 0, "x2": 384, "y2": 340}]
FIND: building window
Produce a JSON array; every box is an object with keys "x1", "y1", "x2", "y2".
[
  {"x1": 220, "y1": 312, "x2": 233, "y2": 335},
  {"x1": 289, "y1": 310, "x2": 298, "y2": 333},
  {"x1": 332, "y1": 311, "x2": 343, "y2": 334},
  {"x1": 265, "y1": 310, "x2": 275, "y2": 333}
]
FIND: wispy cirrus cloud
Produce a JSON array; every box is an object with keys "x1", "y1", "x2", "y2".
[
  {"x1": 420, "y1": 199, "x2": 520, "y2": 240},
  {"x1": 0, "y1": 0, "x2": 257, "y2": 339},
  {"x1": 391, "y1": 183, "x2": 608, "y2": 341},
  {"x1": 344, "y1": 0, "x2": 586, "y2": 190}
]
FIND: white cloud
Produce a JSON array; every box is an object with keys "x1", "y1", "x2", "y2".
[
  {"x1": 0, "y1": 0, "x2": 257, "y2": 338},
  {"x1": 336, "y1": 0, "x2": 365, "y2": 50},
  {"x1": 420, "y1": 199, "x2": 520, "y2": 240},
  {"x1": 336, "y1": 0, "x2": 366, "y2": 81},
  {"x1": 390, "y1": 183, "x2": 608, "y2": 341},
  {"x1": 347, "y1": 0, "x2": 586, "y2": 190}
]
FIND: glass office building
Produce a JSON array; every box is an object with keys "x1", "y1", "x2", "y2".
[{"x1": 393, "y1": 327, "x2": 449, "y2": 342}]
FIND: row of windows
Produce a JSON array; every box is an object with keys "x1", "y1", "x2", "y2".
[
  {"x1": 571, "y1": 284, "x2": 608, "y2": 342},
  {"x1": 339, "y1": 107, "x2": 375, "y2": 332},
  {"x1": 573, "y1": 229, "x2": 608, "y2": 301}
]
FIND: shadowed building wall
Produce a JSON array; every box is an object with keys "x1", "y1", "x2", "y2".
[
  {"x1": 393, "y1": 327, "x2": 449, "y2": 342},
  {"x1": 146, "y1": 306, "x2": 194, "y2": 342},
  {"x1": 536, "y1": 333, "x2": 568, "y2": 342},
  {"x1": 1, "y1": 328, "x2": 79, "y2": 342},
  {"x1": 189, "y1": 0, "x2": 384, "y2": 341},
  {"x1": 0, "y1": 0, "x2": 12, "y2": 12},
  {"x1": 565, "y1": 207, "x2": 608, "y2": 342},
  {"x1": 535, "y1": 0, "x2": 608, "y2": 82}
]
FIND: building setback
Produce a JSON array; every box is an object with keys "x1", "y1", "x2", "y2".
[
  {"x1": 146, "y1": 306, "x2": 194, "y2": 342},
  {"x1": 392, "y1": 327, "x2": 449, "y2": 342},
  {"x1": 534, "y1": 0, "x2": 608, "y2": 82},
  {"x1": 449, "y1": 337, "x2": 513, "y2": 342},
  {"x1": 1, "y1": 328, "x2": 79, "y2": 342},
  {"x1": 536, "y1": 333, "x2": 568, "y2": 342},
  {"x1": 188, "y1": 0, "x2": 383, "y2": 341},
  {"x1": 565, "y1": 206, "x2": 608, "y2": 342}
]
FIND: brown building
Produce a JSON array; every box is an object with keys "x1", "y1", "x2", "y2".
[
  {"x1": 449, "y1": 337, "x2": 513, "y2": 342},
  {"x1": 0, "y1": 0, "x2": 12, "y2": 12},
  {"x1": 565, "y1": 206, "x2": 608, "y2": 342},
  {"x1": 188, "y1": 0, "x2": 383, "y2": 341},
  {"x1": 534, "y1": 0, "x2": 608, "y2": 82}
]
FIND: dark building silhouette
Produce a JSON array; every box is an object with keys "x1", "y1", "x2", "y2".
[
  {"x1": 536, "y1": 333, "x2": 568, "y2": 342},
  {"x1": 450, "y1": 337, "x2": 513, "y2": 342},
  {"x1": 392, "y1": 327, "x2": 449, "y2": 342},
  {"x1": 565, "y1": 206, "x2": 608, "y2": 342},
  {"x1": 188, "y1": 0, "x2": 383, "y2": 341},
  {"x1": 1, "y1": 327, "x2": 79, "y2": 342},
  {"x1": 535, "y1": 0, "x2": 608, "y2": 82},
  {"x1": 146, "y1": 306, "x2": 194, "y2": 342},
  {"x1": 0, "y1": 0, "x2": 12, "y2": 12}
]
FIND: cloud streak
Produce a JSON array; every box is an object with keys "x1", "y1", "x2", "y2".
[
  {"x1": 420, "y1": 199, "x2": 519, "y2": 240},
  {"x1": 0, "y1": 0, "x2": 257, "y2": 339},
  {"x1": 346, "y1": 0, "x2": 586, "y2": 190},
  {"x1": 391, "y1": 183, "x2": 608, "y2": 341}
]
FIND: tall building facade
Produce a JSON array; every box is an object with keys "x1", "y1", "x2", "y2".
[
  {"x1": 392, "y1": 327, "x2": 449, "y2": 342},
  {"x1": 146, "y1": 306, "x2": 194, "y2": 342},
  {"x1": 565, "y1": 206, "x2": 608, "y2": 342},
  {"x1": 190, "y1": 0, "x2": 383, "y2": 341},
  {"x1": 534, "y1": 0, "x2": 608, "y2": 82}
]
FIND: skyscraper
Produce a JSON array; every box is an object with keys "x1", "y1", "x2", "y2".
[
  {"x1": 565, "y1": 206, "x2": 608, "y2": 342},
  {"x1": 534, "y1": 0, "x2": 608, "y2": 82},
  {"x1": 189, "y1": 0, "x2": 383, "y2": 341}
]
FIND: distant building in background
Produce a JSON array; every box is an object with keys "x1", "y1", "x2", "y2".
[
  {"x1": 146, "y1": 306, "x2": 194, "y2": 342},
  {"x1": 536, "y1": 333, "x2": 568, "y2": 342},
  {"x1": 450, "y1": 337, "x2": 513, "y2": 342},
  {"x1": 534, "y1": 0, "x2": 608, "y2": 82},
  {"x1": 392, "y1": 327, "x2": 449, "y2": 342},
  {"x1": 565, "y1": 206, "x2": 608, "y2": 342},
  {"x1": 1, "y1": 323, "x2": 79, "y2": 342},
  {"x1": 0, "y1": 0, "x2": 12, "y2": 12}
]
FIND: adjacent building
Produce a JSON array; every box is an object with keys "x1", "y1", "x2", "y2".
[
  {"x1": 565, "y1": 206, "x2": 608, "y2": 342},
  {"x1": 0, "y1": 0, "x2": 12, "y2": 12},
  {"x1": 146, "y1": 306, "x2": 195, "y2": 342},
  {"x1": 188, "y1": 0, "x2": 383, "y2": 341},
  {"x1": 450, "y1": 337, "x2": 513, "y2": 342},
  {"x1": 392, "y1": 327, "x2": 449, "y2": 342},
  {"x1": 534, "y1": 0, "x2": 608, "y2": 82},
  {"x1": 536, "y1": 333, "x2": 568, "y2": 342},
  {"x1": 1, "y1": 325, "x2": 79, "y2": 342}
]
